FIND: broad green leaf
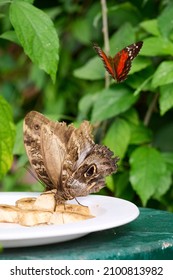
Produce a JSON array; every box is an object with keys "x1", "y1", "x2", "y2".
[
  {"x1": 0, "y1": 95, "x2": 16, "y2": 180},
  {"x1": 122, "y1": 108, "x2": 139, "y2": 125},
  {"x1": 103, "y1": 118, "x2": 131, "y2": 160},
  {"x1": 140, "y1": 19, "x2": 160, "y2": 36},
  {"x1": 130, "y1": 56, "x2": 151, "y2": 75},
  {"x1": 0, "y1": 30, "x2": 19, "y2": 44},
  {"x1": 73, "y1": 57, "x2": 104, "y2": 80},
  {"x1": 140, "y1": 37, "x2": 173, "y2": 56},
  {"x1": 152, "y1": 61, "x2": 173, "y2": 88},
  {"x1": 129, "y1": 123, "x2": 152, "y2": 144},
  {"x1": 9, "y1": 1, "x2": 59, "y2": 83},
  {"x1": 129, "y1": 146, "x2": 171, "y2": 206},
  {"x1": 158, "y1": 3, "x2": 173, "y2": 38},
  {"x1": 159, "y1": 84, "x2": 173, "y2": 115},
  {"x1": 109, "y1": 23, "x2": 135, "y2": 55},
  {"x1": 91, "y1": 86, "x2": 138, "y2": 122}
]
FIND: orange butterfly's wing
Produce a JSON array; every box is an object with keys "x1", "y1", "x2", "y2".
[
  {"x1": 93, "y1": 43, "x2": 116, "y2": 79},
  {"x1": 114, "y1": 41, "x2": 143, "y2": 82},
  {"x1": 93, "y1": 41, "x2": 143, "y2": 83}
]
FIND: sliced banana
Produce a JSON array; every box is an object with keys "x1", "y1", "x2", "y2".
[{"x1": 0, "y1": 191, "x2": 94, "y2": 226}]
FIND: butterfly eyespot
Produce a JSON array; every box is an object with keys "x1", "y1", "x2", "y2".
[
  {"x1": 34, "y1": 124, "x2": 40, "y2": 130},
  {"x1": 84, "y1": 164, "x2": 97, "y2": 177}
]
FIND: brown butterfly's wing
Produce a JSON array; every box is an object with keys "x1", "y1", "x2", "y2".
[
  {"x1": 23, "y1": 111, "x2": 55, "y2": 190},
  {"x1": 114, "y1": 41, "x2": 143, "y2": 82},
  {"x1": 60, "y1": 121, "x2": 119, "y2": 200},
  {"x1": 40, "y1": 122, "x2": 74, "y2": 190},
  {"x1": 93, "y1": 43, "x2": 116, "y2": 79}
]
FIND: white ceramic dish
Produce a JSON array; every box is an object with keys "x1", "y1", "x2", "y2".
[{"x1": 0, "y1": 192, "x2": 139, "y2": 248}]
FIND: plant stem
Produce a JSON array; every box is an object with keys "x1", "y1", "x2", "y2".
[
  {"x1": 100, "y1": 0, "x2": 110, "y2": 88},
  {"x1": 144, "y1": 93, "x2": 159, "y2": 126}
]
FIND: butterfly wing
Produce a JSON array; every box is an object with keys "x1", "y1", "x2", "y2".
[
  {"x1": 23, "y1": 111, "x2": 55, "y2": 189},
  {"x1": 60, "y1": 121, "x2": 95, "y2": 199},
  {"x1": 93, "y1": 43, "x2": 116, "y2": 79},
  {"x1": 40, "y1": 122, "x2": 71, "y2": 189},
  {"x1": 61, "y1": 121, "x2": 119, "y2": 199},
  {"x1": 93, "y1": 41, "x2": 143, "y2": 82},
  {"x1": 114, "y1": 41, "x2": 143, "y2": 82}
]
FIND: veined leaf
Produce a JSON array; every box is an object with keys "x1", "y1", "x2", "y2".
[
  {"x1": 74, "y1": 56, "x2": 104, "y2": 80},
  {"x1": 140, "y1": 37, "x2": 173, "y2": 56},
  {"x1": 129, "y1": 146, "x2": 171, "y2": 206},
  {"x1": 91, "y1": 86, "x2": 138, "y2": 122},
  {"x1": 9, "y1": 1, "x2": 59, "y2": 83},
  {"x1": 159, "y1": 84, "x2": 173, "y2": 115},
  {"x1": 140, "y1": 19, "x2": 160, "y2": 36},
  {"x1": 152, "y1": 61, "x2": 173, "y2": 88},
  {"x1": 103, "y1": 118, "x2": 131, "y2": 160}
]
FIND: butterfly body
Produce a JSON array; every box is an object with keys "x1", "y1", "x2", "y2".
[
  {"x1": 24, "y1": 111, "x2": 119, "y2": 204},
  {"x1": 93, "y1": 41, "x2": 143, "y2": 82}
]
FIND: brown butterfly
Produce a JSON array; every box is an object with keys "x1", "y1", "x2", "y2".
[
  {"x1": 23, "y1": 111, "x2": 119, "y2": 204},
  {"x1": 93, "y1": 41, "x2": 143, "y2": 82}
]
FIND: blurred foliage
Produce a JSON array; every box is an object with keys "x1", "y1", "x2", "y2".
[{"x1": 1, "y1": 0, "x2": 173, "y2": 211}]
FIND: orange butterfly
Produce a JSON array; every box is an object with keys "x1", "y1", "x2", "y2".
[{"x1": 93, "y1": 41, "x2": 143, "y2": 82}]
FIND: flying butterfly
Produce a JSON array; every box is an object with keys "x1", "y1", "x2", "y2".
[{"x1": 93, "y1": 41, "x2": 143, "y2": 83}]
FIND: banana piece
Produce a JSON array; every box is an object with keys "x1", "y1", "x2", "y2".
[
  {"x1": 0, "y1": 191, "x2": 94, "y2": 226},
  {"x1": 16, "y1": 197, "x2": 36, "y2": 210},
  {"x1": 18, "y1": 209, "x2": 52, "y2": 226},
  {"x1": 0, "y1": 205, "x2": 19, "y2": 223}
]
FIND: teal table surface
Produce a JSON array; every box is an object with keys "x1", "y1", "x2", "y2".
[{"x1": 0, "y1": 208, "x2": 173, "y2": 260}]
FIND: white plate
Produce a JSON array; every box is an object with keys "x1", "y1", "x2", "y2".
[{"x1": 0, "y1": 192, "x2": 139, "y2": 248}]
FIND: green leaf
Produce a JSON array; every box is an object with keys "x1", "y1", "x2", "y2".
[
  {"x1": 152, "y1": 61, "x2": 173, "y2": 88},
  {"x1": 0, "y1": 30, "x2": 19, "y2": 44},
  {"x1": 159, "y1": 84, "x2": 173, "y2": 115},
  {"x1": 91, "y1": 86, "x2": 138, "y2": 122},
  {"x1": 140, "y1": 19, "x2": 160, "y2": 36},
  {"x1": 158, "y1": 3, "x2": 173, "y2": 38},
  {"x1": 78, "y1": 93, "x2": 99, "y2": 118},
  {"x1": 129, "y1": 123, "x2": 152, "y2": 145},
  {"x1": 74, "y1": 56, "x2": 104, "y2": 80},
  {"x1": 9, "y1": 1, "x2": 59, "y2": 83},
  {"x1": 129, "y1": 146, "x2": 171, "y2": 206},
  {"x1": 103, "y1": 118, "x2": 131, "y2": 160},
  {"x1": 140, "y1": 37, "x2": 173, "y2": 56},
  {"x1": 0, "y1": 95, "x2": 16, "y2": 180},
  {"x1": 130, "y1": 56, "x2": 151, "y2": 75},
  {"x1": 109, "y1": 23, "x2": 135, "y2": 55}
]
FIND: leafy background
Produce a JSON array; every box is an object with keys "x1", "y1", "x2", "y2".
[{"x1": 1, "y1": 0, "x2": 173, "y2": 211}]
